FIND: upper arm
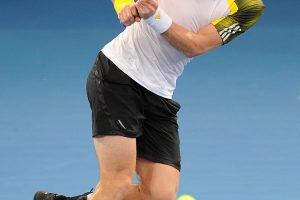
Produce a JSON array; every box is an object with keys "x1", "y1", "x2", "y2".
[{"x1": 212, "y1": 0, "x2": 265, "y2": 44}]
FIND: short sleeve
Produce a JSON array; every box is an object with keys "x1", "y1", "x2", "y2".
[{"x1": 212, "y1": 0, "x2": 265, "y2": 44}]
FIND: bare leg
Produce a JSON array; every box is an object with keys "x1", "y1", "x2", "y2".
[
  {"x1": 91, "y1": 136, "x2": 136, "y2": 200},
  {"x1": 123, "y1": 158, "x2": 180, "y2": 200}
]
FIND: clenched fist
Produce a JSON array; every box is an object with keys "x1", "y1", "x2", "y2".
[{"x1": 136, "y1": 0, "x2": 158, "y2": 19}]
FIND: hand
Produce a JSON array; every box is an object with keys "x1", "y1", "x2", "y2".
[
  {"x1": 118, "y1": 3, "x2": 141, "y2": 26},
  {"x1": 136, "y1": 0, "x2": 158, "y2": 19}
]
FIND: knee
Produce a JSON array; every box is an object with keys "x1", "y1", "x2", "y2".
[{"x1": 141, "y1": 184, "x2": 178, "y2": 200}]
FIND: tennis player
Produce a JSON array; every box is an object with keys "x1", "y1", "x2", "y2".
[{"x1": 34, "y1": 0, "x2": 265, "y2": 199}]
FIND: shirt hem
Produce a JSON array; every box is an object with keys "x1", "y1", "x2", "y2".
[{"x1": 101, "y1": 48, "x2": 173, "y2": 99}]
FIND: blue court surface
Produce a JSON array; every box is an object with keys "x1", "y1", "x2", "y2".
[{"x1": 0, "y1": 1, "x2": 300, "y2": 200}]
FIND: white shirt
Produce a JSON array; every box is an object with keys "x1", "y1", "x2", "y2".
[{"x1": 102, "y1": 0, "x2": 230, "y2": 99}]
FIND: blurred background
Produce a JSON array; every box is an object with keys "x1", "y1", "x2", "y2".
[{"x1": 0, "y1": 0, "x2": 299, "y2": 199}]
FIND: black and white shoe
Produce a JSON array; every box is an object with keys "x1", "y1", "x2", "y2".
[{"x1": 33, "y1": 189, "x2": 92, "y2": 200}]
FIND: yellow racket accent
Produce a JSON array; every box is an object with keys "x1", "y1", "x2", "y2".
[{"x1": 114, "y1": 0, "x2": 134, "y2": 14}]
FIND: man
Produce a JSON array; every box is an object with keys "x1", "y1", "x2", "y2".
[{"x1": 34, "y1": 0, "x2": 265, "y2": 199}]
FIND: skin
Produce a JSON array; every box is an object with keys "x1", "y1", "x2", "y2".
[
  {"x1": 91, "y1": 136, "x2": 179, "y2": 200},
  {"x1": 115, "y1": 1, "x2": 141, "y2": 26}
]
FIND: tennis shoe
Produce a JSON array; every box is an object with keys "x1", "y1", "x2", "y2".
[{"x1": 33, "y1": 189, "x2": 92, "y2": 200}]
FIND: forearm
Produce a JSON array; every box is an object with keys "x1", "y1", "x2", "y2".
[
  {"x1": 136, "y1": 1, "x2": 222, "y2": 58},
  {"x1": 141, "y1": 0, "x2": 264, "y2": 58},
  {"x1": 161, "y1": 23, "x2": 222, "y2": 58}
]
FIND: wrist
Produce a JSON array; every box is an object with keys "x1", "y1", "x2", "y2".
[{"x1": 144, "y1": 7, "x2": 172, "y2": 34}]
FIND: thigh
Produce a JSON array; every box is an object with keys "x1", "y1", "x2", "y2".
[
  {"x1": 136, "y1": 158, "x2": 180, "y2": 199},
  {"x1": 93, "y1": 136, "x2": 136, "y2": 181}
]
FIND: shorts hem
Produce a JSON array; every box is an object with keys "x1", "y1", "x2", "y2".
[
  {"x1": 92, "y1": 130, "x2": 141, "y2": 138},
  {"x1": 137, "y1": 153, "x2": 181, "y2": 171}
]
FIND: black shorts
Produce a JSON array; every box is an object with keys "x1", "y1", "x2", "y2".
[{"x1": 86, "y1": 52, "x2": 181, "y2": 171}]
